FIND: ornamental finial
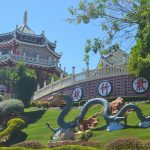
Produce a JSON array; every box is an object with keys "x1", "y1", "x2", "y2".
[{"x1": 24, "y1": 10, "x2": 28, "y2": 25}]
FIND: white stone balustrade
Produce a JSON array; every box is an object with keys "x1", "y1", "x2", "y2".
[
  {"x1": 0, "y1": 54, "x2": 57, "y2": 67},
  {"x1": 33, "y1": 64, "x2": 127, "y2": 100},
  {"x1": 11, "y1": 54, "x2": 55, "y2": 66},
  {"x1": 0, "y1": 54, "x2": 10, "y2": 61}
]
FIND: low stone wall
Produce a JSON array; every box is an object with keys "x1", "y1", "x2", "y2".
[{"x1": 39, "y1": 74, "x2": 150, "y2": 102}]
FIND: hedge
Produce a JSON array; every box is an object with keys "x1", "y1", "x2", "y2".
[
  {"x1": 12, "y1": 141, "x2": 45, "y2": 149},
  {"x1": 105, "y1": 137, "x2": 142, "y2": 150},
  {"x1": 0, "y1": 118, "x2": 26, "y2": 146},
  {"x1": 0, "y1": 99, "x2": 24, "y2": 117},
  {"x1": 31, "y1": 95, "x2": 148, "y2": 108},
  {"x1": 1, "y1": 145, "x2": 98, "y2": 150}
]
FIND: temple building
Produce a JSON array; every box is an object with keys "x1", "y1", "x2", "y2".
[
  {"x1": 98, "y1": 44, "x2": 129, "y2": 67},
  {"x1": 0, "y1": 11, "x2": 66, "y2": 95}
]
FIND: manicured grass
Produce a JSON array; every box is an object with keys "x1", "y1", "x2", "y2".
[{"x1": 17, "y1": 102, "x2": 150, "y2": 148}]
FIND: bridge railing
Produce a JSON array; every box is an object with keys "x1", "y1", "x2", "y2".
[{"x1": 33, "y1": 64, "x2": 127, "y2": 100}]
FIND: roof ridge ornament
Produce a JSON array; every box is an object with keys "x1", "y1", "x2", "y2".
[{"x1": 24, "y1": 10, "x2": 28, "y2": 25}]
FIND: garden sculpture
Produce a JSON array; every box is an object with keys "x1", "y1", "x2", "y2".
[{"x1": 47, "y1": 94, "x2": 150, "y2": 141}]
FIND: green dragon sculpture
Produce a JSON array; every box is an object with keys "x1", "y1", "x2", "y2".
[{"x1": 47, "y1": 95, "x2": 150, "y2": 140}]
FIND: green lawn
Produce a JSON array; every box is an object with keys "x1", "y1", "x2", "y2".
[{"x1": 16, "y1": 102, "x2": 150, "y2": 148}]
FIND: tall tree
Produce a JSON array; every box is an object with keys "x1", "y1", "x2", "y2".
[
  {"x1": 128, "y1": 0, "x2": 150, "y2": 80},
  {"x1": 67, "y1": 0, "x2": 150, "y2": 76},
  {"x1": 12, "y1": 62, "x2": 37, "y2": 107},
  {"x1": 0, "y1": 69, "x2": 14, "y2": 94}
]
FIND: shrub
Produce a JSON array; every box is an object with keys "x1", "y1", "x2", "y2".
[
  {"x1": 79, "y1": 132, "x2": 86, "y2": 140},
  {"x1": 0, "y1": 118, "x2": 26, "y2": 146},
  {"x1": 142, "y1": 140, "x2": 150, "y2": 149},
  {"x1": 78, "y1": 130, "x2": 92, "y2": 141},
  {"x1": 105, "y1": 137, "x2": 142, "y2": 150},
  {"x1": 30, "y1": 100, "x2": 39, "y2": 107},
  {"x1": 0, "y1": 145, "x2": 98, "y2": 150},
  {"x1": 53, "y1": 145, "x2": 97, "y2": 150},
  {"x1": 12, "y1": 141, "x2": 45, "y2": 149},
  {"x1": 0, "y1": 94, "x2": 5, "y2": 102},
  {"x1": 30, "y1": 100, "x2": 51, "y2": 108},
  {"x1": 52, "y1": 145, "x2": 98, "y2": 150},
  {"x1": 2, "y1": 147, "x2": 37, "y2": 150},
  {"x1": 48, "y1": 140, "x2": 100, "y2": 149},
  {"x1": 37, "y1": 102, "x2": 51, "y2": 108},
  {"x1": 0, "y1": 99, "x2": 24, "y2": 116}
]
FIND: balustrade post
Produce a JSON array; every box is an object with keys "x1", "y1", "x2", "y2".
[
  {"x1": 48, "y1": 57, "x2": 51, "y2": 64},
  {"x1": 72, "y1": 66, "x2": 75, "y2": 83},
  {"x1": 44, "y1": 80, "x2": 46, "y2": 87},
  {"x1": 72, "y1": 66, "x2": 75, "y2": 74},
  {"x1": 37, "y1": 55, "x2": 39, "y2": 59},
  {"x1": 51, "y1": 77, "x2": 54, "y2": 83},
  {"x1": 60, "y1": 72, "x2": 64, "y2": 79},
  {"x1": 82, "y1": 68, "x2": 85, "y2": 73},
  {"x1": 60, "y1": 75, "x2": 63, "y2": 86},
  {"x1": 59, "y1": 63, "x2": 61, "y2": 69},
  {"x1": 50, "y1": 77, "x2": 54, "y2": 90},
  {"x1": 37, "y1": 84, "x2": 40, "y2": 91},
  {"x1": 64, "y1": 67, "x2": 66, "y2": 73},
  {"x1": 86, "y1": 62, "x2": 89, "y2": 78}
]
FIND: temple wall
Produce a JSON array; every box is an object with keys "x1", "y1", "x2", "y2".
[{"x1": 19, "y1": 44, "x2": 57, "y2": 62}]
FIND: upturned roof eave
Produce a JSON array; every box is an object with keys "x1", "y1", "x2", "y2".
[{"x1": 0, "y1": 30, "x2": 61, "y2": 59}]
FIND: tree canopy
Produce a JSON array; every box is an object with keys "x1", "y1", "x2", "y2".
[
  {"x1": 0, "y1": 62, "x2": 37, "y2": 107},
  {"x1": 12, "y1": 62, "x2": 37, "y2": 107},
  {"x1": 68, "y1": 0, "x2": 150, "y2": 80}
]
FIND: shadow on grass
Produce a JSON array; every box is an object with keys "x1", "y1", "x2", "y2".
[
  {"x1": 124, "y1": 124, "x2": 141, "y2": 129},
  {"x1": 92, "y1": 125, "x2": 107, "y2": 131},
  {"x1": 7, "y1": 131, "x2": 27, "y2": 146},
  {"x1": 24, "y1": 109, "x2": 46, "y2": 124}
]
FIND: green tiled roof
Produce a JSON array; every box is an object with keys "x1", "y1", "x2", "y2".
[{"x1": 102, "y1": 45, "x2": 129, "y2": 65}]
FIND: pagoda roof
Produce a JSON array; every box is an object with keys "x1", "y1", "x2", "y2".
[
  {"x1": 100, "y1": 44, "x2": 129, "y2": 65},
  {"x1": 17, "y1": 24, "x2": 35, "y2": 35},
  {"x1": 16, "y1": 10, "x2": 34, "y2": 35},
  {"x1": 15, "y1": 29, "x2": 47, "y2": 45},
  {"x1": 0, "y1": 11, "x2": 60, "y2": 58},
  {"x1": 0, "y1": 30, "x2": 59, "y2": 57},
  {"x1": 0, "y1": 32, "x2": 14, "y2": 43},
  {"x1": 0, "y1": 29, "x2": 56, "y2": 48}
]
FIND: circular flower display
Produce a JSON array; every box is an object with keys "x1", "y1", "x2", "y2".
[
  {"x1": 72, "y1": 87, "x2": 83, "y2": 101},
  {"x1": 133, "y1": 77, "x2": 149, "y2": 93},
  {"x1": 98, "y1": 81, "x2": 112, "y2": 96}
]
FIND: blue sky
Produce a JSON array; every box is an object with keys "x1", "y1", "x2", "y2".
[{"x1": 0, "y1": 0, "x2": 132, "y2": 74}]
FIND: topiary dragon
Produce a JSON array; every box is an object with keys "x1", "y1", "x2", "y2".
[{"x1": 46, "y1": 94, "x2": 150, "y2": 140}]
